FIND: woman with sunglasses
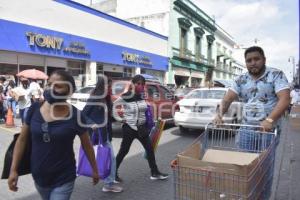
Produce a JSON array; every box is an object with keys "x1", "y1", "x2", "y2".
[{"x1": 8, "y1": 70, "x2": 99, "y2": 200}]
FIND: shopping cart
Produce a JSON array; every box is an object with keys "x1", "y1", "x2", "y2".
[{"x1": 171, "y1": 123, "x2": 277, "y2": 200}]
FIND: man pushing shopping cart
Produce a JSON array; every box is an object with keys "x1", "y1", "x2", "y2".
[{"x1": 213, "y1": 46, "x2": 290, "y2": 199}]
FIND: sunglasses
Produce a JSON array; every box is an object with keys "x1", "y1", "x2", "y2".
[{"x1": 41, "y1": 122, "x2": 50, "y2": 143}]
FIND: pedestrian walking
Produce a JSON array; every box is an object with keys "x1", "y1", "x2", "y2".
[
  {"x1": 16, "y1": 77, "x2": 32, "y2": 124},
  {"x1": 290, "y1": 87, "x2": 300, "y2": 107},
  {"x1": 5, "y1": 80, "x2": 18, "y2": 117},
  {"x1": 82, "y1": 76, "x2": 123, "y2": 193},
  {"x1": 214, "y1": 46, "x2": 290, "y2": 199},
  {"x1": 8, "y1": 70, "x2": 99, "y2": 200},
  {"x1": 113, "y1": 74, "x2": 168, "y2": 183}
]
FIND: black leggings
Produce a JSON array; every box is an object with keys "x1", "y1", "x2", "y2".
[{"x1": 116, "y1": 124, "x2": 158, "y2": 173}]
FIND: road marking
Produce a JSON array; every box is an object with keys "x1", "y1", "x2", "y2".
[{"x1": 0, "y1": 125, "x2": 20, "y2": 134}]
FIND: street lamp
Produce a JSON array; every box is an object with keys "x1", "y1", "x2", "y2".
[{"x1": 288, "y1": 56, "x2": 295, "y2": 83}]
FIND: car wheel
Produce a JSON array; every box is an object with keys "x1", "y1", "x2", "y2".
[{"x1": 179, "y1": 126, "x2": 189, "y2": 134}]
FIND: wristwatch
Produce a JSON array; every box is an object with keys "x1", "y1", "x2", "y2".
[{"x1": 265, "y1": 117, "x2": 274, "y2": 124}]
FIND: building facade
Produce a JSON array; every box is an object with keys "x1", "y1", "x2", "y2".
[
  {"x1": 92, "y1": 0, "x2": 245, "y2": 87},
  {"x1": 0, "y1": 0, "x2": 168, "y2": 87},
  {"x1": 214, "y1": 26, "x2": 244, "y2": 81}
]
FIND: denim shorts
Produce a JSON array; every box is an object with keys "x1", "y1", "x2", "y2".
[{"x1": 35, "y1": 181, "x2": 75, "y2": 200}]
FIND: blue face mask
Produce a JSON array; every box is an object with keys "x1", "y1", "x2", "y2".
[{"x1": 43, "y1": 89, "x2": 68, "y2": 104}]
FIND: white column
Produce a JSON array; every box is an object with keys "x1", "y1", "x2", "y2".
[
  {"x1": 85, "y1": 61, "x2": 97, "y2": 86},
  {"x1": 135, "y1": 67, "x2": 141, "y2": 75}
]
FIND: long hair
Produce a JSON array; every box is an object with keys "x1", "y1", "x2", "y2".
[{"x1": 91, "y1": 76, "x2": 106, "y2": 97}]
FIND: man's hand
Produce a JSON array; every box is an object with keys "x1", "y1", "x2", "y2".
[
  {"x1": 213, "y1": 114, "x2": 223, "y2": 125},
  {"x1": 260, "y1": 120, "x2": 273, "y2": 132}
]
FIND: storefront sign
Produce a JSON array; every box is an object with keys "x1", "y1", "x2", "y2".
[
  {"x1": 122, "y1": 51, "x2": 152, "y2": 66},
  {"x1": 26, "y1": 32, "x2": 90, "y2": 56}
]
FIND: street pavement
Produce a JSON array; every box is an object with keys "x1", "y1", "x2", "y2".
[{"x1": 0, "y1": 109, "x2": 299, "y2": 200}]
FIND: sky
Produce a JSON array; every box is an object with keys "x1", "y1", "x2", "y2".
[
  {"x1": 193, "y1": 0, "x2": 299, "y2": 82},
  {"x1": 74, "y1": 0, "x2": 299, "y2": 82}
]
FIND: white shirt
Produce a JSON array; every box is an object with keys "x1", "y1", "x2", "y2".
[
  {"x1": 29, "y1": 82, "x2": 41, "y2": 98},
  {"x1": 290, "y1": 89, "x2": 300, "y2": 104},
  {"x1": 16, "y1": 86, "x2": 31, "y2": 109}
]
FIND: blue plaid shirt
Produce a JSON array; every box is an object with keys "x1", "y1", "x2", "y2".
[{"x1": 230, "y1": 67, "x2": 289, "y2": 126}]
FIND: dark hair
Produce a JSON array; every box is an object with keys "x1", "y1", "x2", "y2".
[
  {"x1": 132, "y1": 74, "x2": 145, "y2": 84},
  {"x1": 244, "y1": 46, "x2": 265, "y2": 58},
  {"x1": 0, "y1": 76, "x2": 6, "y2": 82},
  {"x1": 92, "y1": 76, "x2": 106, "y2": 97},
  {"x1": 51, "y1": 70, "x2": 76, "y2": 93}
]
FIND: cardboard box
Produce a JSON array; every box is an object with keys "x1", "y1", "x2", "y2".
[
  {"x1": 174, "y1": 140, "x2": 269, "y2": 200},
  {"x1": 11, "y1": 87, "x2": 25, "y2": 101}
]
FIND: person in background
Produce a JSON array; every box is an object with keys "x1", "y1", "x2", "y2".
[
  {"x1": 113, "y1": 75, "x2": 168, "y2": 183},
  {"x1": 0, "y1": 76, "x2": 6, "y2": 86},
  {"x1": 8, "y1": 70, "x2": 99, "y2": 200},
  {"x1": 82, "y1": 76, "x2": 123, "y2": 193},
  {"x1": 0, "y1": 85, "x2": 5, "y2": 123},
  {"x1": 29, "y1": 79, "x2": 42, "y2": 103},
  {"x1": 290, "y1": 86, "x2": 300, "y2": 113},
  {"x1": 214, "y1": 46, "x2": 290, "y2": 199},
  {"x1": 17, "y1": 77, "x2": 32, "y2": 124},
  {"x1": 6, "y1": 80, "x2": 17, "y2": 117}
]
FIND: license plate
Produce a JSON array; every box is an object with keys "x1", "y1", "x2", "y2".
[{"x1": 193, "y1": 107, "x2": 203, "y2": 112}]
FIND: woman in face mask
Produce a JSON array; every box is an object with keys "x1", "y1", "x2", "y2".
[
  {"x1": 8, "y1": 70, "x2": 99, "y2": 200},
  {"x1": 113, "y1": 75, "x2": 168, "y2": 183}
]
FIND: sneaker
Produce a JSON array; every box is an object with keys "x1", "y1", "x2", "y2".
[
  {"x1": 150, "y1": 171, "x2": 169, "y2": 180},
  {"x1": 102, "y1": 184, "x2": 123, "y2": 193},
  {"x1": 114, "y1": 174, "x2": 123, "y2": 183}
]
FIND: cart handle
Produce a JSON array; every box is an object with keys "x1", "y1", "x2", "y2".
[{"x1": 206, "y1": 123, "x2": 277, "y2": 136}]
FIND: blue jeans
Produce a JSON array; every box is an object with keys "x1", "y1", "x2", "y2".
[
  {"x1": 7, "y1": 98, "x2": 17, "y2": 117},
  {"x1": 237, "y1": 127, "x2": 275, "y2": 199},
  {"x1": 35, "y1": 181, "x2": 75, "y2": 200},
  {"x1": 103, "y1": 141, "x2": 116, "y2": 186},
  {"x1": 19, "y1": 107, "x2": 29, "y2": 124}
]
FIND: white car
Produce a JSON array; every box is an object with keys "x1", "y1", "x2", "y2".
[
  {"x1": 174, "y1": 87, "x2": 242, "y2": 133},
  {"x1": 68, "y1": 85, "x2": 95, "y2": 110}
]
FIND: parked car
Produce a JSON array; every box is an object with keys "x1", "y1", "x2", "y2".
[
  {"x1": 174, "y1": 87, "x2": 242, "y2": 133},
  {"x1": 69, "y1": 78, "x2": 178, "y2": 122},
  {"x1": 174, "y1": 87, "x2": 195, "y2": 100}
]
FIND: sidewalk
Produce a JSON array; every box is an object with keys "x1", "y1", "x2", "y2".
[{"x1": 272, "y1": 105, "x2": 300, "y2": 200}]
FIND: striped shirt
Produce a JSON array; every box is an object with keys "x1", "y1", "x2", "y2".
[{"x1": 113, "y1": 96, "x2": 148, "y2": 131}]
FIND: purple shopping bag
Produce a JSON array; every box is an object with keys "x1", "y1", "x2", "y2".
[{"x1": 77, "y1": 129, "x2": 111, "y2": 179}]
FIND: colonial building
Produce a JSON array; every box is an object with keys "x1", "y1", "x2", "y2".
[{"x1": 91, "y1": 0, "x2": 245, "y2": 87}]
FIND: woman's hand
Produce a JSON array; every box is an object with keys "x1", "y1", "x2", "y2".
[
  {"x1": 92, "y1": 170, "x2": 100, "y2": 185},
  {"x1": 8, "y1": 171, "x2": 19, "y2": 191}
]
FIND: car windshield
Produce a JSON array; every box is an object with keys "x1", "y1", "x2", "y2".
[
  {"x1": 75, "y1": 86, "x2": 94, "y2": 94},
  {"x1": 112, "y1": 82, "x2": 127, "y2": 95},
  {"x1": 186, "y1": 90, "x2": 226, "y2": 99},
  {"x1": 175, "y1": 88, "x2": 193, "y2": 96}
]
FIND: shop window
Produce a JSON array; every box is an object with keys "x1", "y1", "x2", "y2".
[
  {"x1": 20, "y1": 65, "x2": 44, "y2": 72},
  {"x1": 124, "y1": 68, "x2": 133, "y2": 77},
  {"x1": 0, "y1": 63, "x2": 18, "y2": 75},
  {"x1": 97, "y1": 63, "x2": 104, "y2": 75},
  {"x1": 67, "y1": 60, "x2": 85, "y2": 88}
]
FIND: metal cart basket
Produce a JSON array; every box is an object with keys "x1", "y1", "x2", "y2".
[{"x1": 172, "y1": 123, "x2": 276, "y2": 200}]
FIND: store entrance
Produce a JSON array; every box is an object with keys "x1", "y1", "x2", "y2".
[
  {"x1": 47, "y1": 66, "x2": 65, "y2": 76},
  {"x1": 175, "y1": 75, "x2": 189, "y2": 87}
]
